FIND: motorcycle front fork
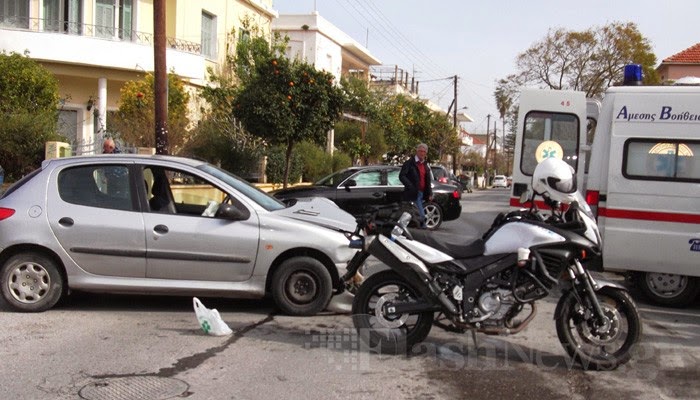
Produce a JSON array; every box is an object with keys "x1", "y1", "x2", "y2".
[{"x1": 568, "y1": 260, "x2": 607, "y2": 323}]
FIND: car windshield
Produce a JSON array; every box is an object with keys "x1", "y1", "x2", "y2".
[
  {"x1": 314, "y1": 169, "x2": 358, "y2": 187},
  {"x1": 198, "y1": 164, "x2": 285, "y2": 211}
]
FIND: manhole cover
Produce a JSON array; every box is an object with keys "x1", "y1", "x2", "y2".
[{"x1": 79, "y1": 376, "x2": 189, "y2": 400}]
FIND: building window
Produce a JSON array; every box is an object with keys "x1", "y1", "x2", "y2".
[
  {"x1": 43, "y1": 0, "x2": 83, "y2": 34},
  {"x1": 201, "y1": 11, "x2": 217, "y2": 59},
  {"x1": 238, "y1": 27, "x2": 250, "y2": 42},
  {"x1": 57, "y1": 109, "x2": 79, "y2": 144},
  {"x1": 1, "y1": 0, "x2": 29, "y2": 28},
  {"x1": 119, "y1": 0, "x2": 133, "y2": 40},
  {"x1": 95, "y1": 0, "x2": 115, "y2": 38}
]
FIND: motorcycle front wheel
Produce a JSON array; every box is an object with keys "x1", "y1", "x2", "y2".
[
  {"x1": 352, "y1": 270, "x2": 434, "y2": 355},
  {"x1": 556, "y1": 287, "x2": 641, "y2": 370}
]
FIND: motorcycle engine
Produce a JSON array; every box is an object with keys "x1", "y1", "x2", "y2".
[{"x1": 477, "y1": 288, "x2": 516, "y2": 323}]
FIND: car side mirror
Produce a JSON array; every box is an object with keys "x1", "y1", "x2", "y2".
[
  {"x1": 344, "y1": 179, "x2": 357, "y2": 192},
  {"x1": 282, "y1": 198, "x2": 297, "y2": 207},
  {"x1": 215, "y1": 203, "x2": 249, "y2": 221}
]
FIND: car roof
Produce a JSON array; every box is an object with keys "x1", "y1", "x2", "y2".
[
  {"x1": 41, "y1": 154, "x2": 208, "y2": 169},
  {"x1": 340, "y1": 165, "x2": 399, "y2": 172}
]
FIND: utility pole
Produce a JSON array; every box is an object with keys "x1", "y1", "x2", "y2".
[
  {"x1": 452, "y1": 75, "x2": 458, "y2": 128},
  {"x1": 154, "y1": 0, "x2": 169, "y2": 154},
  {"x1": 452, "y1": 75, "x2": 458, "y2": 174},
  {"x1": 484, "y1": 114, "x2": 491, "y2": 175},
  {"x1": 493, "y1": 119, "x2": 498, "y2": 174}
]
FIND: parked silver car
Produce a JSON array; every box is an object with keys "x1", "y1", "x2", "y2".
[{"x1": 0, "y1": 155, "x2": 357, "y2": 315}]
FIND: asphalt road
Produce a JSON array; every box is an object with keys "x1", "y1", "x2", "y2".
[{"x1": 1, "y1": 188, "x2": 698, "y2": 399}]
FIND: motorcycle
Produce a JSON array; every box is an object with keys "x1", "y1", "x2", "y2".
[{"x1": 349, "y1": 158, "x2": 642, "y2": 370}]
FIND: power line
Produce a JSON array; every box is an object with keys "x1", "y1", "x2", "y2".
[{"x1": 351, "y1": 0, "x2": 450, "y2": 79}]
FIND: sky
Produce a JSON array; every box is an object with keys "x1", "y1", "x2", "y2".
[{"x1": 271, "y1": 0, "x2": 700, "y2": 135}]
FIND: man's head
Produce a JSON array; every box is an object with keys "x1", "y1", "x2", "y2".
[
  {"x1": 103, "y1": 138, "x2": 116, "y2": 153},
  {"x1": 415, "y1": 143, "x2": 428, "y2": 161}
]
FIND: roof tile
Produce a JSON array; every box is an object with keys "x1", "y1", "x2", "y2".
[{"x1": 663, "y1": 43, "x2": 700, "y2": 64}]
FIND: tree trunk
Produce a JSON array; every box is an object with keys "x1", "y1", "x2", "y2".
[{"x1": 283, "y1": 141, "x2": 294, "y2": 189}]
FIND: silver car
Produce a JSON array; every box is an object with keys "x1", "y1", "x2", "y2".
[{"x1": 0, "y1": 155, "x2": 357, "y2": 315}]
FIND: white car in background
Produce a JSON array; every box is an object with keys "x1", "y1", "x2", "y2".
[{"x1": 492, "y1": 175, "x2": 509, "y2": 188}]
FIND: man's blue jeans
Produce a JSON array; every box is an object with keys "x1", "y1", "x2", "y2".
[{"x1": 416, "y1": 191, "x2": 426, "y2": 228}]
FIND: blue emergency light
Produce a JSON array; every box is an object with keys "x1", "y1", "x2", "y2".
[{"x1": 623, "y1": 64, "x2": 643, "y2": 85}]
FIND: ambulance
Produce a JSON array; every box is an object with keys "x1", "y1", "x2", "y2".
[{"x1": 510, "y1": 68, "x2": 700, "y2": 307}]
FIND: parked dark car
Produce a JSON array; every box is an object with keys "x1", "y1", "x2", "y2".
[
  {"x1": 271, "y1": 165, "x2": 462, "y2": 230},
  {"x1": 430, "y1": 164, "x2": 464, "y2": 193}
]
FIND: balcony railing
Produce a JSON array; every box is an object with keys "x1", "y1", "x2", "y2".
[{"x1": 0, "y1": 16, "x2": 201, "y2": 55}]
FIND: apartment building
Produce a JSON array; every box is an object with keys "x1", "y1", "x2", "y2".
[{"x1": 0, "y1": 0, "x2": 277, "y2": 154}]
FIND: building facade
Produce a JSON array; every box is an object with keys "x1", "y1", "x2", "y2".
[
  {"x1": 656, "y1": 42, "x2": 700, "y2": 84},
  {"x1": 271, "y1": 12, "x2": 380, "y2": 153},
  {"x1": 0, "y1": 0, "x2": 276, "y2": 154}
]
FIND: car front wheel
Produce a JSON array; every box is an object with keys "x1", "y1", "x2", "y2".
[
  {"x1": 423, "y1": 202, "x2": 443, "y2": 230},
  {"x1": 1, "y1": 252, "x2": 64, "y2": 312},
  {"x1": 271, "y1": 256, "x2": 333, "y2": 316}
]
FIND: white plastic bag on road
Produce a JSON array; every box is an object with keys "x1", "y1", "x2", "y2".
[{"x1": 193, "y1": 297, "x2": 233, "y2": 336}]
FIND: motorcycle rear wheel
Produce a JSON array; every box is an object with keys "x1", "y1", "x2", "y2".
[
  {"x1": 352, "y1": 270, "x2": 434, "y2": 355},
  {"x1": 556, "y1": 287, "x2": 641, "y2": 370}
]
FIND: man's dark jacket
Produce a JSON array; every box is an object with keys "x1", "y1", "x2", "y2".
[{"x1": 399, "y1": 157, "x2": 432, "y2": 202}]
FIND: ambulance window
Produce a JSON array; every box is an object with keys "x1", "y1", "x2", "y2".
[
  {"x1": 520, "y1": 111, "x2": 580, "y2": 175},
  {"x1": 623, "y1": 140, "x2": 700, "y2": 182}
]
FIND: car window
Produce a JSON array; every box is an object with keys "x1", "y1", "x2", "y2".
[
  {"x1": 387, "y1": 169, "x2": 402, "y2": 186},
  {"x1": 431, "y1": 167, "x2": 447, "y2": 179},
  {"x1": 58, "y1": 165, "x2": 135, "y2": 211},
  {"x1": 1, "y1": 168, "x2": 41, "y2": 199},
  {"x1": 144, "y1": 166, "x2": 248, "y2": 217},
  {"x1": 198, "y1": 164, "x2": 284, "y2": 211},
  {"x1": 353, "y1": 170, "x2": 381, "y2": 186},
  {"x1": 315, "y1": 169, "x2": 357, "y2": 186}
]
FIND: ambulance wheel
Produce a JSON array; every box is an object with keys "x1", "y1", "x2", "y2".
[{"x1": 636, "y1": 272, "x2": 700, "y2": 307}]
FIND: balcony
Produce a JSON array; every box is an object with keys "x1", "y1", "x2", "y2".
[{"x1": 0, "y1": 17, "x2": 205, "y2": 80}]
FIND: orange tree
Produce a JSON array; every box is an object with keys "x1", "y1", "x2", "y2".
[
  {"x1": 109, "y1": 73, "x2": 190, "y2": 152},
  {"x1": 232, "y1": 34, "x2": 345, "y2": 187},
  {"x1": 375, "y1": 94, "x2": 459, "y2": 163}
]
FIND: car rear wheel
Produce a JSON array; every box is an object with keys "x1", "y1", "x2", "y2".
[
  {"x1": 1, "y1": 252, "x2": 64, "y2": 312},
  {"x1": 423, "y1": 202, "x2": 442, "y2": 230},
  {"x1": 636, "y1": 272, "x2": 700, "y2": 307},
  {"x1": 271, "y1": 256, "x2": 333, "y2": 316}
]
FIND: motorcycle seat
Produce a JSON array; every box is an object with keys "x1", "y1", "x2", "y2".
[{"x1": 411, "y1": 230, "x2": 485, "y2": 259}]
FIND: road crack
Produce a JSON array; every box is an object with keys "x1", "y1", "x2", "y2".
[{"x1": 91, "y1": 313, "x2": 275, "y2": 380}]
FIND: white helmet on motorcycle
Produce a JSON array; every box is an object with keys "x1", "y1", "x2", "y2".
[{"x1": 532, "y1": 157, "x2": 577, "y2": 203}]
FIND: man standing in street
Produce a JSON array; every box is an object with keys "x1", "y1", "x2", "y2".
[
  {"x1": 102, "y1": 137, "x2": 121, "y2": 154},
  {"x1": 400, "y1": 143, "x2": 433, "y2": 228}
]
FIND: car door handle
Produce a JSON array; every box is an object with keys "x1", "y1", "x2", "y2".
[
  {"x1": 153, "y1": 224, "x2": 169, "y2": 234},
  {"x1": 372, "y1": 192, "x2": 385, "y2": 198},
  {"x1": 58, "y1": 217, "x2": 74, "y2": 227}
]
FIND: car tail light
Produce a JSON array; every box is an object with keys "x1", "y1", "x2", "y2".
[
  {"x1": 0, "y1": 208, "x2": 15, "y2": 221},
  {"x1": 451, "y1": 190, "x2": 460, "y2": 199},
  {"x1": 438, "y1": 177, "x2": 448, "y2": 183}
]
